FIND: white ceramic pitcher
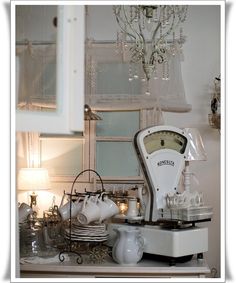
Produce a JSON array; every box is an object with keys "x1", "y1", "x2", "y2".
[{"x1": 112, "y1": 227, "x2": 144, "y2": 265}]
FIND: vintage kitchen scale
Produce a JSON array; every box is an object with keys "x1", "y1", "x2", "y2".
[{"x1": 108, "y1": 125, "x2": 213, "y2": 264}]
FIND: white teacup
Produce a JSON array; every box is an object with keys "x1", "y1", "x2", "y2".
[
  {"x1": 59, "y1": 194, "x2": 82, "y2": 221},
  {"x1": 189, "y1": 191, "x2": 203, "y2": 207},
  {"x1": 97, "y1": 198, "x2": 111, "y2": 222},
  {"x1": 18, "y1": 202, "x2": 33, "y2": 223},
  {"x1": 101, "y1": 195, "x2": 119, "y2": 220},
  {"x1": 77, "y1": 195, "x2": 101, "y2": 225}
]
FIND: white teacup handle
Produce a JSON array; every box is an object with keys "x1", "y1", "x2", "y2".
[
  {"x1": 100, "y1": 192, "x2": 109, "y2": 200},
  {"x1": 75, "y1": 196, "x2": 82, "y2": 204},
  {"x1": 97, "y1": 196, "x2": 106, "y2": 206},
  {"x1": 59, "y1": 193, "x2": 67, "y2": 208},
  {"x1": 93, "y1": 194, "x2": 100, "y2": 203},
  {"x1": 97, "y1": 196, "x2": 102, "y2": 204},
  {"x1": 81, "y1": 195, "x2": 89, "y2": 212},
  {"x1": 100, "y1": 192, "x2": 105, "y2": 197}
]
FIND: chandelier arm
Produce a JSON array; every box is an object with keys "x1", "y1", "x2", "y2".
[
  {"x1": 151, "y1": 21, "x2": 162, "y2": 43},
  {"x1": 150, "y1": 48, "x2": 165, "y2": 65},
  {"x1": 149, "y1": 10, "x2": 176, "y2": 65},
  {"x1": 113, "y1": 6, "x2": 136, "y2": 41},
  {"x1": 137, "y1": 13, "x2": 146, "y2": 62},
  {"x1": 150, "y1": 21, "x2": 163, "y2": 65},
  {"x1": 117, "y1": 6, "x2": 145, "y2": 63},
  {"x1": 122, "y1": 6, "x2": 144, "y2": 44},
  {"x1": 114, "y1": 15, "x2": 136, "y2": 41},
  {"x1": 151, "y1": 5, "x2": 166, "y2": 43},
  {"x1": 153, "y1": 6, "x2": 188, "y2": 47},
  {"x1": 113, "y1": 5, "x2": 143, "y2": 43},
  {"x1": 160, "y1": 12, "x2": 176, "y2": 43},
  {"x1": 150, "y1": 9, "x2": 185, "y2": 65},
  {"x1": 144, "y1": 9, "x2": 172, "y2": 65},
  {"x1": 158, "y1": 6, "x2": 187, "y2": 44}
]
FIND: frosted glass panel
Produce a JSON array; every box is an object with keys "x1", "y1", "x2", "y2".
[
  {"x1": 96, "y1": 63, "x2": 142, "y2": 95},
  {"x1": 96, "y1": 111, "x2": 139, "y2": 137},
  {"x1": 96, "y1": 142, "x2": 139, "y2": 177},
  {"x1": 40, "y1": 139, "x2": 83, "y2": 175},
  {"x1": 16, "y1": 5, "x2": 57, "y2": 112}
]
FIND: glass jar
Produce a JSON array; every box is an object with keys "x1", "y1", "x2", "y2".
[{"x1": 20, "y1": 220, "x2": 45, "y2": 257}]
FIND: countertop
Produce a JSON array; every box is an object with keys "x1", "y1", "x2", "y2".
[{"x1": 20, "y1": 254, "x2": 211, "y2": 278}]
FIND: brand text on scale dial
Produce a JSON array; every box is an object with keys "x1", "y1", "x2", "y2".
[{"x1": 157, "y1": 160, "x2": 175, "y2": 167}]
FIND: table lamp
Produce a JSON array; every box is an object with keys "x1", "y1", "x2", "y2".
[
  {"x1": 18, "y1": 167, "x2": 50, "y2": 217},
  {"x1": 183, "y1": 128, "x2": 207, "y2": 192}
]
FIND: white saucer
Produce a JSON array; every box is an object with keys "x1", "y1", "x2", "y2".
[{"x1": 113, "y1": 214, "x2": 144, "y2": 221}]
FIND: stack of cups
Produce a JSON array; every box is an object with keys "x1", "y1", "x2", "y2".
[
  {"x1": 77, "y1": 194, "x2": 119, "y2": 225},
  {"x1": 166, "y1": 191, "x2": 204, "y2": 209},
  {"x1": 59, "y1": 193, "x2": 119, "y2": 225}
]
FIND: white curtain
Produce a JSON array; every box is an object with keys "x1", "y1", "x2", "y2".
[
  {"x1": 85, "y1": 41, "x2": 191, "y2": 113},
  {"x1": 16, "y1": 43, "x2": 56, "y2": 110},
  {"x1": 150, "y1": 44, "x2": 192, "y2": 113}
]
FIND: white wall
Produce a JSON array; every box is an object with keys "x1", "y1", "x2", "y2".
[
  {"x1": 86, "y1": 4, "x2": 221, "y2": 276},
  {"x1": 164, "y1": 5, "x2": 221, "y2": 276}
]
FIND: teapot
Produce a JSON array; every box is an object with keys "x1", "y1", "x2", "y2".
[{"x1": 112, "y1": 227, "x2": 144, "y2": 265}]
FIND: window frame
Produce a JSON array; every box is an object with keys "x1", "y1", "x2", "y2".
[
  {"x1": 38, "y1": 121, "x2": 90, "y2": 183},
  {"x1": 91, "y1": 108, "x2": 148, "y2": 182},
  {"x1": 20, "y1": 108, "x2": 160, "y2": 184}
]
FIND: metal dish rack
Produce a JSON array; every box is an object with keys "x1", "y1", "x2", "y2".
[{"x1": 58, "y1": 169, "x2": 111, "y2": 264}]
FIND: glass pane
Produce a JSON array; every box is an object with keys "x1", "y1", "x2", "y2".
[
  {"x1": 40, "y1": 139, "x2": 83, "y2": 176},
  {"x1": 16, "y1": 5, "x2": 57, "y2": 112},
  {"x1": 96, "y1": 142, "x2": 139, "y2": 177},
  {"x1": 96, "y1": 62, "x2": 142, "y2": 95},
  {"x1": 96, "y1": 111, "x2": 140, "y2": 137}
]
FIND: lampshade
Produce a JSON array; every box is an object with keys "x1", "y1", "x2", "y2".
[
  {"x1": 18, "y1": 168, "x2": 50, "y2": 191},
  {"x1": 184, "y1": 128, "x2": 207, "y2": 161}
]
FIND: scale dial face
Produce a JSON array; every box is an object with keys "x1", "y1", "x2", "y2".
[{"x1": 143, "y1": 130, "x2": 188, "y2": 155}]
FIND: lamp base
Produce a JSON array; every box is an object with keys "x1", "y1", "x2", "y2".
[
  {"x1": 30, "y1": 192, "x2": 38, "y2": 208},
  {"x1": 29, "y1": 192, "x2": 39, "y2": 220}
]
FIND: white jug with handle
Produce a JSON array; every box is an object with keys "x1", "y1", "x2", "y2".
[{"x1": 112, "y1": 227, "x2": 144, "y2": 265}]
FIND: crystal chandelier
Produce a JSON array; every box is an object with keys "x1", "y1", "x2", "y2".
[{"x1": 113, "y1": 5, "x2": 188, "y2": 82}]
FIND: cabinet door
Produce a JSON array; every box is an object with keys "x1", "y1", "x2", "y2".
[{"x1": 13, "y1": 5, "x2": 84, "y2": 134}]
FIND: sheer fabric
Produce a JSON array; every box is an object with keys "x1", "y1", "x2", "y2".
[
  {"x1": 85, "y1": 41, "x2": 191, "y2": 113},
  {"x1": 16, "y1": 44, "x2": 56, "y2": 110}
]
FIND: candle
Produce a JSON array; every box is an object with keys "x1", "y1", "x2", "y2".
[{"x1": 119, "y1": 202, "x2": 128, "y2": 215}]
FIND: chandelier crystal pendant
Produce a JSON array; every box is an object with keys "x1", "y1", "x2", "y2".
[{"x1": 113, "y1": 5, "x2": 188, "y2": 82}]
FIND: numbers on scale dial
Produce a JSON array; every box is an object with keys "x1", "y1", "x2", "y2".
[{"x1": 143, "y1": 130, "x2": 187, "y2": 154}]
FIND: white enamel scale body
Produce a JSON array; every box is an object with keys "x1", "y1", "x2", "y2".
[{"x1": 134, "y1": 125, "x2": 190, "y2": 222}]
